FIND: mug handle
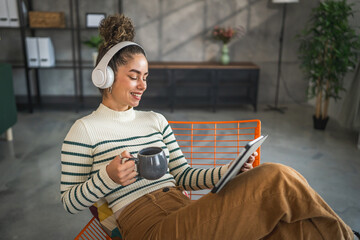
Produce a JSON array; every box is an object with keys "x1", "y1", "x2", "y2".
[{"x1": 121, "y1": 157, "x2": 138, "y2": 172}]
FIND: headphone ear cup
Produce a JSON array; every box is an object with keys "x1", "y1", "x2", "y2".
[
  {"x1": 91, "y1": 66, "x2": 114, "y2": 89},
  {"x1": 103, "y1": 66, "x2": 114, "y2": 89}
]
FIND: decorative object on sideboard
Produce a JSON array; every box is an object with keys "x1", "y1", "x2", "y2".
[
  {"x1": 29, "y1": 11, "x2": 65, "y2": 28},
  {"x1": 83, "y1": 35, "x2": 103, "y2": 66},
  {"x1": 211, "y1": 25, "x2": 246, "y2": 65},
  {"x1": 297, "y1": 0, "x2": 360, "y2": 130},
  {"x1": 221, "y1": 44, "x2": 230, "y2": 65}
]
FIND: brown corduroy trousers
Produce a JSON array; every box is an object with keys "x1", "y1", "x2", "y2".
[{"x1": 117, "y1": 163, "x2": 353, "y2": 240}]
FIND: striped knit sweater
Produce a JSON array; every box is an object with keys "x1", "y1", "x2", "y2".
[{"x1": 61, "y1": 104, "x2": 229, "y2": 214}]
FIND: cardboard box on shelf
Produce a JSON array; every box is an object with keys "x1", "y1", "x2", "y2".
[{"x1": 29, "y1": 11, "x2": 65, "y2": 28}]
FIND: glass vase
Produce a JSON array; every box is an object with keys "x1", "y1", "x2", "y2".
[{"x1": 221, "y1": 43, "x2": 230, "y2": 65}]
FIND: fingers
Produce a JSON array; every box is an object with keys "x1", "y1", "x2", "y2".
[
  {"x1": 241, "y1": 162, "x2": 253, "y2": 172},
  {"x1": 243, "y1": 162, "x2": 253, "y2": 169},
  {"x1": 117, "y1": 159, "x2": 137, "y2": 178},
  {"x1": 117, "y1": 167, "x2": 138, "y2": 185},
  {"x1": 118, "y1": 161, "x2": 135, "y2": 174},
  {"x1": 241, "y1": 152, "x2": 258, "y2": 173},
  {"x1": 120, "y1": 172, "x2": 138, "y2": 186},
  {"x1": 106, "y1": 151, "x2": 138, "y2": 185},
  {"x1": 247, "y1": 155, "x2": 255, "y2": 164},
  {"x1": 247, "y1": 151, "x2": 258, "y2": 164},
  {"x1": 120, "y1": 150, "x2": 132, "y2": 159}
]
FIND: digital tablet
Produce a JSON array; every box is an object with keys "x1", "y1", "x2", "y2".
[{"x1": 211, "y1": 135, "x2": 268, "y2": 193}]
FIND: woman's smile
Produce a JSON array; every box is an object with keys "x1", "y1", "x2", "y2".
[{"x1": 130, "y1": 92, "x2": 142, "y2": 100}]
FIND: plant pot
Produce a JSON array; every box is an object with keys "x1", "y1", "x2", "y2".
[{"x1": 313, "y1": 115, "x2": 329, "y2": 130}]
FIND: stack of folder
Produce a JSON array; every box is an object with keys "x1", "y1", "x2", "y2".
[
  {"x1": 25, "y1": 37, "x2": 55, "y2": 68},
  {"x1": 0, "y1": 0, "x2": 20, "y2": 27}
]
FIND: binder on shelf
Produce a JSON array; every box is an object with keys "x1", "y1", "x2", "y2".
[
  {"x1": 25, "y1": 37, "x2": 55, "y2": 68},
  {"x1": 7, "y1": 0, "x2": 19, "y2": 27},
  {"x1": 0, "y1": 0, "x2": 10, "y2": 27},
  {"x1": 25, "y1": 37, "x2": 39, "y2": 67},
  {"x1": 38, "y1": 37, "x2": 55, "y2": 67}
]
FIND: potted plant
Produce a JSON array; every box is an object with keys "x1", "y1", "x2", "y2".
[
  {"x1": 82, "y1": 35, "x2": 103, "y2": 66},
  {"x1": 297, "y1": 0, "x2": 360, "y2": 130}
]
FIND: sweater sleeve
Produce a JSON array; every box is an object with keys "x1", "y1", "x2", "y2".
[
  {"x1": 60, "y1": 120, "x2": 119, "y2": 214},
  {"x1": 155, "y1": 113, "x2": 229, "y2": 191}
]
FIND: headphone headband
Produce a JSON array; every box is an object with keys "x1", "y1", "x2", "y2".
[{"x1": 92, "y1": 41, "x2": 146, "y2": 89}]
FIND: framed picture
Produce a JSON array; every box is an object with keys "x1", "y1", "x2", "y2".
[{"x1": 86, "y1": 13, "x2": 106, "y2": 28}]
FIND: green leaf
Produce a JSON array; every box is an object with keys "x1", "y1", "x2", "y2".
[{"x1": 82, "y1": 35, "x2": 103, "y2": 50}]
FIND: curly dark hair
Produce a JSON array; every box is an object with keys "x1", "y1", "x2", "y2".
[
  {"x1": 99, "y1": 14, "x2": 135, "y2": 50},
  {"x1": 95, "y1": 14, "x2": 146, "y2": 96}
]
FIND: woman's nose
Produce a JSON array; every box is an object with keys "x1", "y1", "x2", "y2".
[{"x1": 137, "y1": 79, "x2": 146, "y2": 90}]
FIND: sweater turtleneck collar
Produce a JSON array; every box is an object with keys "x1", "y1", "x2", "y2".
[{"x1": 95, "y1": 103, "x2": 136, "y2": 121}]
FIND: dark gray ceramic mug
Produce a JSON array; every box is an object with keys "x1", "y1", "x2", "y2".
[{"x1": 124, "y1": 147, "x2": 168, "y2": 180}]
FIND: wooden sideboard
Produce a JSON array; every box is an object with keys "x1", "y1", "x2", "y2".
[{"x1": 142, "y1": 62, "x2": 260, "y2": 112}]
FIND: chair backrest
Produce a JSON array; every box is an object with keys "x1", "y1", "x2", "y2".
[
  {"x1": 168, "y1": 120, "x2": 262, "y2": 199},
  {"x1": 75, "y1": 120, "x2": 261, "y2": 239}
]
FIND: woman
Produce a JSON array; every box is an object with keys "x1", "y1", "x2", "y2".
[{"x1": 61, "y1": 14, "x2": 355, "y2": 239}]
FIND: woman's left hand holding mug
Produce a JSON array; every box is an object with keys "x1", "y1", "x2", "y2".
[{"x1": 106, "y1": 150, "x2": 138, "y2": 186}]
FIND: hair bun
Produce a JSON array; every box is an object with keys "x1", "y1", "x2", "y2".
[{"x1": 99, "y1": 14, "x2": 135, "y2": 49}]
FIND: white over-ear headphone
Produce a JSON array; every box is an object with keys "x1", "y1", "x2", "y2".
[{"x1": 91, "y1": 41, "x2": 146, "y2": 89}]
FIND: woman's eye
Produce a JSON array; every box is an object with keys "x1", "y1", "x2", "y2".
[{"x1": 130, "y1": 76, "x2": 137, "y2": 80}]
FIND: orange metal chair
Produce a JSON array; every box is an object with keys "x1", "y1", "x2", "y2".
[{"x1": 75, "y1": 120, "x2": 261, "y2": 239}]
